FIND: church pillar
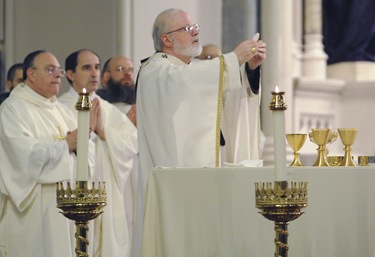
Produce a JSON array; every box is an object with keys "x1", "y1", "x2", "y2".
[
  {"x1": 292, "y1": 0, "x2": 303, "y2": 78},
  {"x1": 302, "y1": 0, "x2": 327, "y2": 79},
  {"x1": 116, "y1": 0, "x2": 133, "y2": 59},
  {"x1": 222, "y1": 0, "x2": 258, "y2": 53},
  {"x1": 260, "y1": 0, "x2": 293, "y2": 165}
]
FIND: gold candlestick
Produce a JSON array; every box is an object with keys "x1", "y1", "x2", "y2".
[
  {"x1": 257, "y1": 88, "x2": 307, "y2": 257},
  {"x1": 56, "y1": 93, "x2": 106, "y2": 257},
  {"x1": 57, "y1": 181, "x2": 106, "y2": 257},
  {"x1": 255, "y1": 181, "x2": 308, "y2": 257}
]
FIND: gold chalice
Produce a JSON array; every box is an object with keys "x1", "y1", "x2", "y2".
[
  {"x1": 286, "y1": 133, "x2": 307, "y2": 166},
  {"x1": 309, "y1": 128, "x2": 331, "y2": 166},
  {"x1": 338, "y1": 128, "x2": 358, "y2": 166},
  {"x1": 309, "y1": 130, "x2": 338, "y2": 157}
]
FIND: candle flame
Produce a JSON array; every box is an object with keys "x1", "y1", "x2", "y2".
[
  {"x1": 275, "y1": 86, "x2": 279, "y2": 93},
  {"x1": 83, "y1": 88, "x2": 86, "y2": 94}
]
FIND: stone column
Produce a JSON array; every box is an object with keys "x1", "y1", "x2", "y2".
[
  {"x1": 302, "y1": 0, "x2": 327, "y2": 79},
  {"x1": 222, "y1": 0, "x2": 258, "y2": 52},
  {"x1": 116, "y1": 0, "x2": 133, "y2": 59},
  {"x1": 292, "y1": 0, "x2": 303, "y2": 78},
  {"x1": 260, "y1": 0, "x2": 293, "y2": 165}
]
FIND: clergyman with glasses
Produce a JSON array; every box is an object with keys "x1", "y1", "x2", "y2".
[
  {"x1": 133, "y1": 7, "x2": 266, "y2": 257},
  {"x1": 97, "y1": 55, "x2": 137, "y2": 126},
  {"x1": 0, "y1": 50, "x2": 80, "y2": 257}
]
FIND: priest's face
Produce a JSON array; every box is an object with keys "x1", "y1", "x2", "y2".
[
  {"x1": 27, "y1": 52, "x2": 63, "y2": 98},
  {"x1": 70, "y1": 50, "x2": 101, "y2": 94},
  {"x1": 168, "y1": 12, "x2": 202, "y2": 58},
  {"x1": 104, "y1": 56, "x2": 134, "y2": 87}
]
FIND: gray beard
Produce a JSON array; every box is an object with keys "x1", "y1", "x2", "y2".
[{"x1": 173, "y1": 40, "x2": 203, "y2": 58}]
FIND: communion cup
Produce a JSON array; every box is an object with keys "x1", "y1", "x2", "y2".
[
  {"x1": 338, "y1": 128, "x2": 358, "y2": 166},
  {"x1": 309, "y1": 128, "x2": 331, "y2": 166},
  {"x1": 286, "y1": 133, "x2": 307, "y2": 166}
]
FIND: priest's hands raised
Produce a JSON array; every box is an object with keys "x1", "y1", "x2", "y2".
[
  {"x1": 90, "y1": 98, "x2": 105, "y2": 141},
  {"x1": 247, "y1": 39, "x2": 266, "y2": 70},
  {"x1": 234, "y1": 33, "x2": 266, "y2": 68},
  {"x1": 234, "y1": 40, "x2": 259, "y2": 65}
]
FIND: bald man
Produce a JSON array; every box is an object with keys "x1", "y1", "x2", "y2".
[
  {"x1": 97, "y1": 56, "x2": 137, "y2": 125},
  {"x1": 195, "y1": 44, "x2": 222, "y2": 60}
]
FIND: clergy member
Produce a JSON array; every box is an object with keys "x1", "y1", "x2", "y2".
[
  {"x1": 134, "y1": 8, "x2": 266, "y2": 257},
  {"x1": 59, "y1": 49, "x2": 138, "y2": 257},
  {"x1": 195, "y1": 44, "x2": 266, "y2": 163},
  {"x1": 97, "y1": 55, "x2": 137, "y2": 126},
  {"x1": 0, "y1": 50, "x2": 78, "y2": 257}
]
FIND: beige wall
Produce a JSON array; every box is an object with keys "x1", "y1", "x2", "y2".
[{"x1": 4, "y1": 0, "x2": 221, "y2": 94}]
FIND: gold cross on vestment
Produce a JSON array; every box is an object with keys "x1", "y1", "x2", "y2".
[{"x1": 54, "y1": 125, "x2": 66, "y2": 141}]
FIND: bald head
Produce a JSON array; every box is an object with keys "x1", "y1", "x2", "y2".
[
  {"x1": 102, "y1": 56, "x2": 134, "y2": 87},
  {"x1": 196, "y1": 44, "x2": 222, "y2": 60}
]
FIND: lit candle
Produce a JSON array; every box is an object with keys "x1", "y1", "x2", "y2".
[
  {"x1": 76, "y1": 88, "x2": 91, "y2": 181},
  {"x1": 270, "y1": 86, "x2": 287, "y2": 181}
]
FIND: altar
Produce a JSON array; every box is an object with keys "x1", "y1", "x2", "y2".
[{"x1": 141, "y1": 166, "x2": 375, "y2": 257}]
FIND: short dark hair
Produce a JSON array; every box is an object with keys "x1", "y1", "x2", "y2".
[
  {"x1": 65, "y1": 49, "x2": 101, "y2": 86},
  {"x1": 23, "y1": 50, "x2": 47, "y2": 80},
  {"x1": 102, "y1": 58, "x2": 112, "y2": 73},
  {"x1": 7, "y1": 63, "x2": 23, "y2": 81}
]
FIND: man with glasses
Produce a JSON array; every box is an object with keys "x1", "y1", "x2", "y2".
[
  {"x1": 134, "y1": 8, "x2": 266, "y2": 256},
  {"x1": 97, "y1": 56, "x2": 137, "y2": 126},
  {"x1": 0, "y1": 50, "x2": 79, "y2": 257},
  {"x1": 59, "y1": 49, "x2": 138, "y2": 257}
]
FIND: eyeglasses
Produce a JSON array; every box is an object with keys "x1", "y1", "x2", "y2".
[
  {"x1": 32, "y1": 67, "x2": 66, "y2": 77},
  {"x1": 165, "y1": 23, "x2": 200, "y2": 34},
  {"x1": 115, "y1": 66, "x2": 134, "y2": 73}
]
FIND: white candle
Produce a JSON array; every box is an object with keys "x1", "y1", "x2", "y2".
[
  {"x1": 76, "y1": 88, "x2": 90, "y2": 181},
  {"x1": 272, "y1": 86, "x2": 287, "y2": 181}
]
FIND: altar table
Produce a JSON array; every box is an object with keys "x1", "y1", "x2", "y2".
[{"x1": 141, "y1": 166, "x2": 375, "y2": 257}]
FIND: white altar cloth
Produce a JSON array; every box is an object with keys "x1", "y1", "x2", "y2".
[{"x1": 141, "y1": 166, "x2": 375, "y2": 257}]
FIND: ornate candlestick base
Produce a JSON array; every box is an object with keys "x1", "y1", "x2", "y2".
[
  {"x1": 57, "y1": 181, "x2": 106, "y2": 257},
  {"x1": 255, "y1": 181, "x2": 308, "y2": 257}
]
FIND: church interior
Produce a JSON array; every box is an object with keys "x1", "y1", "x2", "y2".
[{"x1": 0, "y1": 0, "x2": 375, "y2": 256}]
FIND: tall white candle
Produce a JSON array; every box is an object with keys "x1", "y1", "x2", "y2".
[
  {"x1": 271, "y1": 86, "x2": 287, "y2": 181},
  {"x1": 76, "y1": 88, "x2": 90, "y2": 181}
]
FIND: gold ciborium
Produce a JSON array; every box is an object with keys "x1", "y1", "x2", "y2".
[
  {"x1": 309, "y1": 128, "x2": 332, "y2": 166},
  {"x1": 338, "y1": 128, "x2": 358, "y2": 166},
  {"x1": 286, "y1": 134, "x2": 307, "y2": 166}
]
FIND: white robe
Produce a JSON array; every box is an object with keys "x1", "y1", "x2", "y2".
[
  {"x1": 114, "y1": 102, "x2": 132, "y2": 114},
  {"x1": 59, "y1": 88, "x2": 138, "y2": 257},
  {"x1": 135, "y1": 52, "x2": 244, "y2": 257},
  {"x1": 221, "y1": 65, "x2": 263, "y2": 163},
  {"x1": 0, "y1": 83, "x2": 77, "y2": 257}
]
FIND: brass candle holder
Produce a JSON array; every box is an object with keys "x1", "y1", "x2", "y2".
[
  {"x1": 256, "y1": 89, "x2": 307, "y2": 257},
  {"x1": 75, "y1": 90, "x2": 92, "y2": 110},
  {"x1": 57, "y1": 181, "x2": 106, "y2": 257},
  {"x1": 56, "y1": 91, "x2": 106, "y2": 257},
  {"x1": 255, "y1": 181, "x2": 308, "y2": 257}
]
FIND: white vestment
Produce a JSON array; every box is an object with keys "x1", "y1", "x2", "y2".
[
  {"x1": 114, "y1": 102, "x2": 132, "y2": 114},
  {"x1": 0, "y1": 83, "x2": 78, "y2": 257},
  {"x1": 135, "y1": 52, "x2": 247, "y2": 257},
  {"x1": 221, "y1": 65, "x2": 263, "y2": 163},
  {"x1": 59, "y1": 88, "x2": 138, "y2": 257}
]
